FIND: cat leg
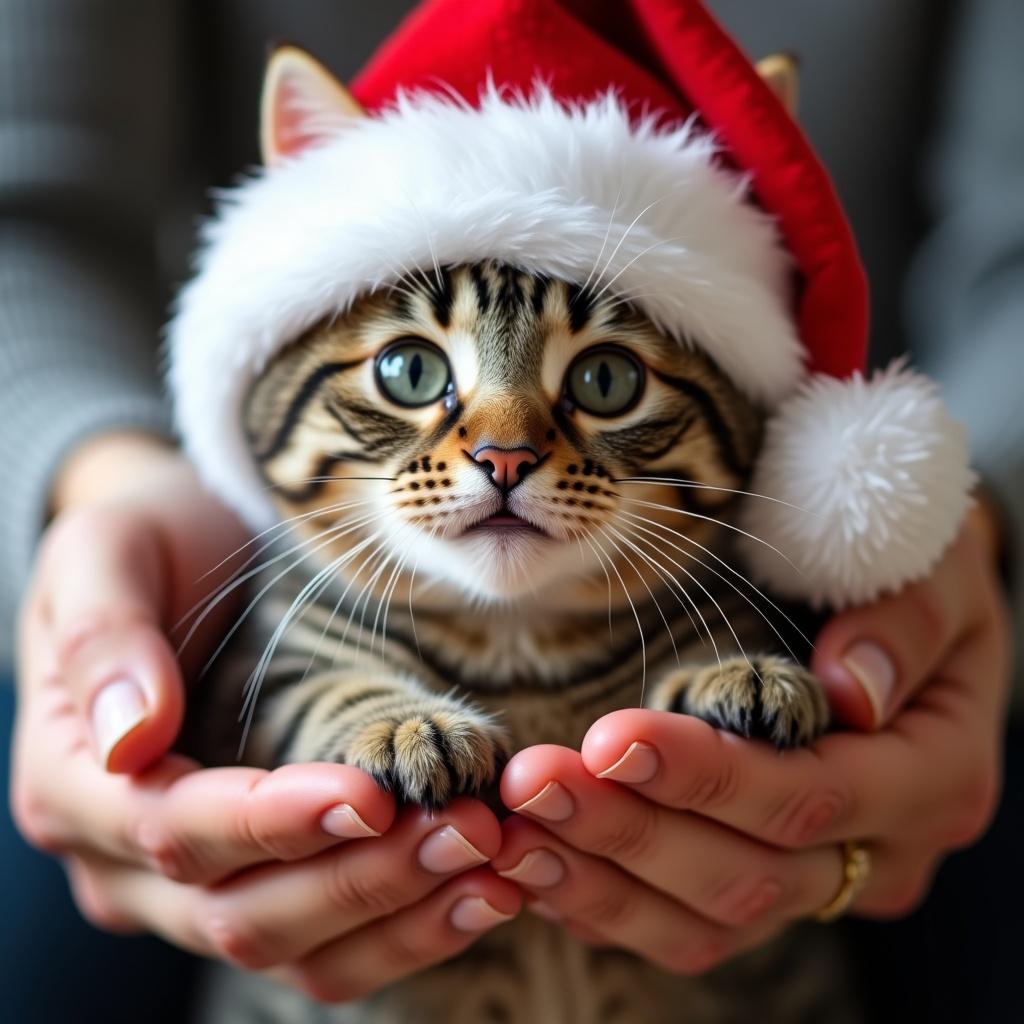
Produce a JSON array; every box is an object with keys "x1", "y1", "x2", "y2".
[
  {"x1": 647, "y1": 656, "x2": 830, "y2": 749},
  {"x1": 252, "y1": 671, "x2": 510, "y2": 809}
]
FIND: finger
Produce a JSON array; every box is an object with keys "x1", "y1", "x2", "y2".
[
  {"x1": 812, "y1": 523, "x2": 991, "y2": 728},
  {"x1": 281, "y1": 868, "x2": 520, "y2": 1005},
  {"x1": 494, "y1": 817, "x2": 746, "y2": 976},
  {"x1": 136, "y1": 762, "x2": 396, "y2": 883},
  {"x1": 192, "y1": 799, "x2": 500, "y2": 969},
  {"x1": 499, "y1": 746, "x2": 839, "y2": 927},
  {"x1": 39, "y1": 507, "x2": 184, "y2": 772},
  {"x1": 497, "y1": 819, "x2": 933, "y2": 947},
  {"x1": 580, "y1": 693, "x2": 1002, "y2": 851}
]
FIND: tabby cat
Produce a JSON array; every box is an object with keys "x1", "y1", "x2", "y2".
[{"x1": 188, "y1": 260, "x2": 847, "y2": 1023}]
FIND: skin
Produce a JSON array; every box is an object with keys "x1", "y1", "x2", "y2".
[{"x1": 11, "y1": 432, "x2": 1009, "y2": 1000}]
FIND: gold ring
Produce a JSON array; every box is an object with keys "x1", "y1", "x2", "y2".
[{"x1": 814, "y1": 841, "x2": 871, "y2": 923}]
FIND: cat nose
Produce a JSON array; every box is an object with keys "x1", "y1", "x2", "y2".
[{"x1": 470, "y1": 446, "x2": 541, "y2": 490}]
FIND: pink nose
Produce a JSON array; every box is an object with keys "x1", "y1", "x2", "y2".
[{"x1": 471, "y1": 446, "x2": 540, "y2": 490}]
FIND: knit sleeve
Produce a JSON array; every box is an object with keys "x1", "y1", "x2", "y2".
[
  {"x1": 0, "y1": 0, "x2": 183, "y2": 663},
  {"x1": 907, "y1": 0, "x2": 1024, "y2": 684}
]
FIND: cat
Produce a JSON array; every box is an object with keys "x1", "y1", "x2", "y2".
[{"x1": 185, "y1": 260, "x2": 850, "y2": 1023}]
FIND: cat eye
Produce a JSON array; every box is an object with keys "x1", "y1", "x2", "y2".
[
  {"x1": 375, "y1": 339, "x2": 453, "y2": 408},
  {"x1": 564, "y1": 345, "x2": 644, "y2": 417}
]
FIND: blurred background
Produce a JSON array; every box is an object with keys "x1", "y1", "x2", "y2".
[{"x1": 1, "y1": 1, "x2": 1022, "y2": 1020}]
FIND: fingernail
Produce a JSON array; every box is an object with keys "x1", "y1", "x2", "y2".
[
  {"x1": 91, "y1": 678, "x2": 146, "y2": 766},
  {"x1": 418, "y1": 825, "x2": 489, "y2": 874},
  {"x1": 320, "y1": 803, "x2": 381, "y2": 839},
  {"x1": 596, "y1": 741, "x2": 659, "y2": 784},
  {"x1": 842, "y1": 641, "x2": 896, "y2": 726},
  {"x1": 449, "y1": 896, "x2": 516, "y2": 932},
  {"x1": 511, "y1": 781, "x2": 574, "y2": 822},
  {"x1": 527, "y1": 900, "x2": 563, "y2": 922},
  {"x1": 497, "y1": 849, "x2": 566, "y2": 888}
]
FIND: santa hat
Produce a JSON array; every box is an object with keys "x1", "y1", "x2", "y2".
[{"x1": 168, "y1": 0, "x2": 971, "y2": 609}]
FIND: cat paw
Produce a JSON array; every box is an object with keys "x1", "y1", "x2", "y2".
[
  {"x1": 348, "y1": 702, "x2": 510, "y2": 809},
  {"x1": 652, "y1": 656, "x2": 829, "y2": 749}
]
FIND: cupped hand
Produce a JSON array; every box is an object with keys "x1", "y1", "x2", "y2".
[
  {"x1": 493, "y1": 512, "x2": 1010, "y2": 973},
  {"x1": 10, "y1": 434, "x2": 519, "y2": 1002}
]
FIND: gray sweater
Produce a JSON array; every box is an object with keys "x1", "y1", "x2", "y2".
[{"x1": 1, "y1": 0, "x2": 1021, "y2": 667}]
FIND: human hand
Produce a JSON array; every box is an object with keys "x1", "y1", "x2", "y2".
[
  {"x1": 10, "y1": 433, "x2": 519, "y2": 1000},
  {"x1": 493, "y1": 513, "x2": 1010, "y2": 972}
]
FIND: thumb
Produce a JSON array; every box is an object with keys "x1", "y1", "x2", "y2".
[
  {"x1": 45, "y1": 508, "x2": 185, "y2": 773},
  {"x1": 810, "y1": 528, "x2": 975, "y2": 730}
]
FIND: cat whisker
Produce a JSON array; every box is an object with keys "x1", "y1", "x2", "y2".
[
  {"x1": 187, "y1": 496, "x2": 376, "y2": 593},
  {"x1": 375, "y1": 524, "x2": 419, "y2": 655},
  {"x1": 619, "y1": 520, "x2": 762, "y2": 677},
  {"x1": 300, "y1": 530, "x2": 388, "y2": 682},
  {"x1": 591, "y1": 527, "x2": 648, "y2": 700},
  {"x1": 579, "y1": 183, "x2": 623, "y2": 296},
  {"x1": 238, "y1": 539, "x2": 375, "y2": 755},
  {"x1": 593, "y1": 193, "x2": 673, "y2": 295},
  {"x1": 602, "y1": 524, "x2": 680, "y2": 668},
  {"x1": 620, "y1": 496, "x2": 801, "y2": 574},
  {"x1": 619, "y1": 508, "x2": 811, "y2": 658},
  {"x1": 262, "y1": 475, "x2": 397, "y2": 491},
  {"x1": 612, "y1": 477, "x2": 817, "y2": 516},
  {"x1": 198, "y1": 512, "x2": 380, "y2": 677},
  {"x1": 604, "y1": 522, "x2": 707, "y2": 652},
  {"x1": 180, "y1": 508, "x2": 378, "y2": 661}
]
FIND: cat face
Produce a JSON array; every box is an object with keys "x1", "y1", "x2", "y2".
[{"x1": 245, "y1": 262, "x2": 762, "y2": 604}]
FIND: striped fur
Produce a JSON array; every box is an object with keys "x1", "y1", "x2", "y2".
[{"x1": 189, "y1": 261, "x2": 843, "y2": 1022}]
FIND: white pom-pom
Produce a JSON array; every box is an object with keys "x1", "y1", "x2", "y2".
[{"x1": 738, "y1": 362, "x2": 974, "y2": 609}]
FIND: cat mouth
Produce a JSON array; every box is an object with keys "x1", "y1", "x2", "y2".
[{"x1": 465, "y1": 509, "x2": 548, "y2": 536}]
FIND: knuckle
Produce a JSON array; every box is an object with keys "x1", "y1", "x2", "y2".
[
  {"x1": 9, "y1": 784, "x2": 65, "y2": 853},
  {"x1": 705, "y1": 872, "x2": 784, "y2": 927},
  {"x1": 66, "y1": 863, "x2": 135, "y2": 933},
  {"x1": 135, "y1": 822, "x2": 197, "y2": 882},
  {"x1": 762, "y1": 784, "x2": 851, "y2": 848},
  {"x1": 325, "y1": 861, "x2": 406, "y2": 918},
  {"x1": 575, "y1": 887, "x2": 634, "y2": 929},
  {"x1": 201, "y1": 906, "x2": 279, "y2": 969},
  {"x1": 377, "y1": 920, "x2": 437, "y2": 971},
  {"x1": 673, "y1": 754, "x2": 739, "y2": 812},
  {"x1": 589, "y1": 801, "x2": 659, "y2": 863}
]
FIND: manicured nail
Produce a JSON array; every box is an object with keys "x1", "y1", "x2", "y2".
[
  {"x1": 320, "y1": 803, "x2": 381, "y2": 839},
  {"x1": 418, "y1": 825, "x2": 489, "y2": 873},
  {"x1": 449, "y1": 896, "x2": 516, "y2": 932},
  {"x1": 511, "y1": 781, "x2": 574, "y2": 822},
  {"x1": 91, "y1": 678, "x2": 146, "y2": 766},
  {"x1": 497, "y1": 849, "x2": 566, "y2": 888},
  {"x1": 527, "y1": 900, "x2": 563, "y2": 922},
  {"x1": 842, "y1": 641, "x2": 896, "y2": 726},
  {"x1": 596, "y1": 741, "x2": 659, "y2": 784}
]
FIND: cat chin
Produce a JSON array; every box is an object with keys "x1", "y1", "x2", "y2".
[{"x1": 400, "y1": 527, "x2": 596, "y2": 603}]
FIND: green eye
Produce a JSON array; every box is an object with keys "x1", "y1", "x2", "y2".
[
  {"x1": 375, "y1": 339, "x2": 452, "y2": 408},
  {"x1": 566, "y1": 345, "x2": 644, "y2": 417}
]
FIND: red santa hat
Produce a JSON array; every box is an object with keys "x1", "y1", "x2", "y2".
[{"x1": 168, "y1": 0, "x2": 971, "y2": 608}]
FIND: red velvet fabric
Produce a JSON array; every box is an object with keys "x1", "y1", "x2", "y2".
[{"x1": 351, "y1": 0, "x2": 869, "y2": 378}]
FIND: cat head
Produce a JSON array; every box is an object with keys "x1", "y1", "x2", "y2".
[
  {"x1": 169, "y1": 31, "x2": 968, "y2": 610},
  {"x1": 245, "y1": 259, "x2": 762, "y2": 603}
]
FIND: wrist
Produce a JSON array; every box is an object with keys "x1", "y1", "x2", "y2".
[{"x1": 52, "y1": 431, "x2": 180, "y2": 514}]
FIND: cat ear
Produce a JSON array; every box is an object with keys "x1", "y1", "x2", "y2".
[
  {"x1": 260, "y1": 44, "x2": 365, "y2": 166},
  {"x1": 756, "y1": 53, "x2": 799, "y2": 116}
]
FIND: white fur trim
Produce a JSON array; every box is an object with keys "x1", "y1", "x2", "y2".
[
  {"x1": 167, "y1": 87, "x2": 801, "y2": 527},
  {"x1": 738, "y1": 363, "x2": 974, "y2": 609}
]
